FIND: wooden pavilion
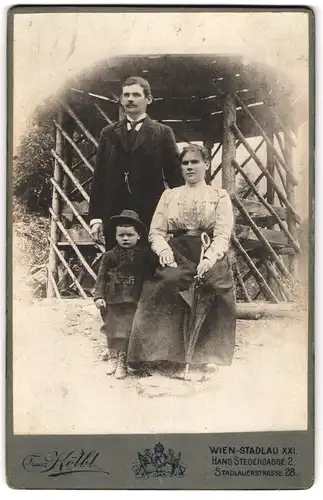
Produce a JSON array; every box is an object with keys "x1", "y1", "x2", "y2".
[{"x1": 46, "y1": 54, "x2": 302, "y2": 311}]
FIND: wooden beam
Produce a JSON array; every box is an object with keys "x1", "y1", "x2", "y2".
[
  {"x1": 232, "y1": 235, "x2": 279, "y2": 303},
  {"x1": 285, "y1": 133, "x2": 299, "y2": 280},
  {"x1": 275, "y1": 132, "x2": 285, "y2": 159},
  {"x1": 57, "y1": 241, "x2": 97, "y2": 247},
  {"x1": 51, "y1": 149, "x2": 90, "y2": 202},
  {"x1": 236, "y1": 302, "x2": 297, "y2": 319},
  {"x1": 93, "y1": 100, "x2": 114, "y2": 124},
  {"x1": 239, "y1": 199, "x2": 288, "y2": 220},
  {"x1": 261, "y1": 259, "x2": 293, "y2": 302},
  {"x1": 234, "y1": 93, "x2": 298, "y2": 186},
  {"x1": 233, "y1": 261, "x2": 252, "y2": 302},
  {"x1": 203, "y1": 140, "x2": 213, "y2": 184},
  {"x1": 71, "y1": 151, "x2": 96, "y2": 172},
  {"x1": 211, "y1": 140, "x2": 241, "y2": 181},
  {"x1": 50, "y1": 178, "x2": 105, "y2": 253},
  {"x1": 243, "y1": 171, "x2": 265, "y2": 199},
  {"x1": 221, "y1": 93, "x2": 236, "y2": 194},
  {"x1": 54, "y1": 120, "x2": 94, "y2": 173},
  {"x1": 211, "y1": 142, "x2": 222, "y2": 160},
  {"x1": 235, "y1": 137, "x2": 264, "y2": 176},
  {"x1": 241, "y1": 260, "x2": 261, "y2": 284},
  {"x1": 63, "y1": 103, "x2": 99, "y2": 148},
  {"x1": 236, "y1": 224, "x2": 287, "y2": 248},
  {"x1": 50, "y1": 208, "x2": 97, "y2": 281},
  {"x1": 232, "y1": 124, "x2": 300, "y2": 224},
  {"x1": 70, "y1": 177, "x2": 92, "y2": 197},
  {"x1": 47, "y1": 108, "x2": 64, "y2": 298},
  {"x1": 48, "y1": 236, "x2": 88, "y2": 299},
  {"x1": 266, "y1": 125, "x2": 275, "y2": 207},
  {"x1": 233, "y1": 160, "x2": 301, "y2": 253},
  {"x1": 47, "y1": 266, "x2": 62, "y2": 299},
  {"x1": 232, "y1": 196, "x2": 293, "y2": 281},
  {"x1": 273, "y1": 157, "x2": 288, "y2": 193},
  {"x1": 269, "y1": 107, "x2": 297, "y2": 148},
  {"x1": 251, "y1": 289, "x2": 263, "y2": 301}
]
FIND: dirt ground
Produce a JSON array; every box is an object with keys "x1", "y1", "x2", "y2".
[{"x1": 12, "y1": 290, "x2": 308, "y2": 435}]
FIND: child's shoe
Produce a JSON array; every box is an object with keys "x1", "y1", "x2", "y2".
[
  {"x1": 105, "y1": 349, "x2": 118, "y2": 375},
  {"x1": 115, "y1": 352, "x2": 127, "y2": 379}
]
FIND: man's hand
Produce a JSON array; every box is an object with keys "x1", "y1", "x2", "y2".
[
  {"x1": 95, "y1": 298, "x2": 106, "y2": 309},
  {"x1": 91, "y1": 222, "x2": 103, "y2": 243},
  {"x1": 196, "y1": 258, "x2": 212, "y2": 277},
  {"x1": 159, "y1": 248, "x2": 177, "y2": 267}
]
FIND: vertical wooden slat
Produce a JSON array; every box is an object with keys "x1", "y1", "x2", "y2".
[
  {"x1": 60, "y1": 118, "x2": 75, "y2": 292},
  {"x1": 47, "y1": 107, "x2": 64, "y2": 298},
  {"x1": 266, "y1": 124, "x2": 275, "y2": 207},
  {"x1": 203, "y1": 140, "x2": 213, "y2": 184},
  {"x1": 47, "y1": 266, "x2": 62, "y2": 299},
  {"x1": 285, "y1": 133, "x2": 299, "y2": 279},
  {"x1": 222, "y1": 93, "x2": 236, "y2": 195}
]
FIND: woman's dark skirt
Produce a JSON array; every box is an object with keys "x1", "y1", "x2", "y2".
[{"x1": 127, "y1": 235, "x2": 236, "y2": 366}]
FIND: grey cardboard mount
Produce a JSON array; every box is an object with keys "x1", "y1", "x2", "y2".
[{"x1": 6, "y1": 5, "x2": 315, "y2": 490}]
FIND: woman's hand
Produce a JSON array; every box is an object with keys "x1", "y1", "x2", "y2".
[
  {"x1": 95, "y1": 298, "x2": 106, "y2": 309},
  {"x1": 159, "y1": 248, "x2": 177, "y2": 267},
  {"x1": 196, "y1": 258, "x2": 212, "y2": 277},
  {"x1": 91, "y1": 222, "x2": 104, "y2": 243}
]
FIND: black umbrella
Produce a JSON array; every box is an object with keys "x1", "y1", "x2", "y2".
[{"x1": 182, "y1": 233, "x2": 211, "y2": 380}]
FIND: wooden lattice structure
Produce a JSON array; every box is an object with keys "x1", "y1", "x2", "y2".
[{"x1": 46, "y1": 54, "x2": 302, "y2": 306}]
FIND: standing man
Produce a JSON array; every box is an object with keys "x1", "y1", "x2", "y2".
[{"x1": 89, "y1": 76, "x2": 183, "y2": 248}]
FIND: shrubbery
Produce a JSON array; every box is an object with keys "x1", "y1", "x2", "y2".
[
  {"x1": 13, "y1": 102, "x2": 58, "y2": 216},
  {"x1": 13, "y1": 102, "x2": 58, "y2": 296}
]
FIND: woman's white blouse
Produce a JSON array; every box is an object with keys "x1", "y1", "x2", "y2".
[{"x1": 149, "y1": 183, "x2": 234, "y2": 266}]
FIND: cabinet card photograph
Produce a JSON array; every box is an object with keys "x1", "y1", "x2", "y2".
[{"x1": 7, "y1": 6, "x2": 314, "y2": 490}]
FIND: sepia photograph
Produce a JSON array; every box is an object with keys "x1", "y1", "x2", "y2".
[{"x1": 10, "y1": 7, "x2": 311, "y2": 443}]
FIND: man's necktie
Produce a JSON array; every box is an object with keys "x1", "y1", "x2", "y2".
[
  {"x1": 125, "y1": 118, "x2": 146, "y2": 193},
  {"x1": 127, "y1": 117, "x2": 146, "y2": 131},
  {"x1": 126, "y1": 117, "x2": 145, "y2": 152}
]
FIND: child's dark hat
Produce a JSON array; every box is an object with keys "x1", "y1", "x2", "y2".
[{"x1": 109, "y1": 210, "x2": 146, "y2": 234}]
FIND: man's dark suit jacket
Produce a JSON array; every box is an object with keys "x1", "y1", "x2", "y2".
[{"x1": 88, "y1": 116, "x2": 183, "y2": 246}]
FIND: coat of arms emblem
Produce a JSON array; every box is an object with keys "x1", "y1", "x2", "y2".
[{"x1": 132, "y1": 442, "x2": 186, "y2": 478}]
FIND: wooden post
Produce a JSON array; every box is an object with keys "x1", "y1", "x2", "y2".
[
  {"x1": 222, "y1": 93, "x2": 236, "y2": 195},
  {"x1": 61, "y1": 117, "x2": 74, "y2": 222},
  {"x1": 266, "y1": 124, "x2": 275, "y2": 208},
  {"x1": 203, "y1": 140, "x2": 213, "y2": 184},
  {"x1": 47, "y1": 107, "x2": 64, "y2": 297},
  {"x1": 285, "y1": 132, "x2": 299, "y2": 279}
]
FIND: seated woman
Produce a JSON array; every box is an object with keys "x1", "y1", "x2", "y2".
[{"x1": 127, "y1": 144, "x2": 236, "y2": 376}]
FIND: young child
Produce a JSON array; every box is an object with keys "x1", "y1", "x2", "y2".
[{"x1": 94, "y1": 210, "x2": 157, "y2": 379}]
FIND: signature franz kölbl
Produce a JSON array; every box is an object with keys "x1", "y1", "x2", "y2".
[{"x1": 22, "y1": 449, "x2": 110, "y2": 477}]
